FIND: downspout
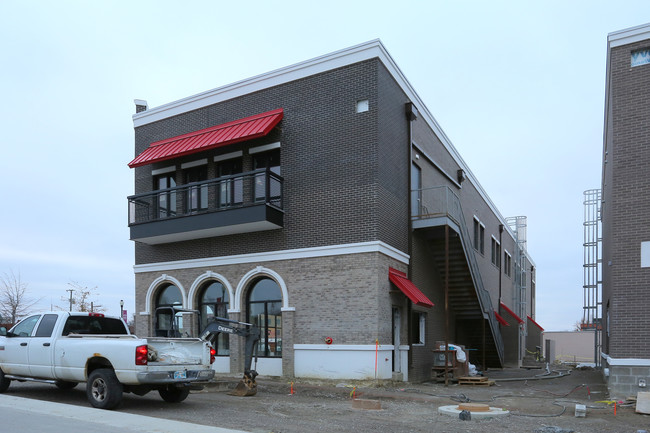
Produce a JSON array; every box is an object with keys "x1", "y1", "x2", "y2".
[
  {"x1": 405, "y1": 102, "x2": 418, "y2": 370},
  {"x1": 498, "y1": 224, "x2": 504, "y2": 303}
]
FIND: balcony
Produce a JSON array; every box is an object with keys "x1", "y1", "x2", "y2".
[{"x1": 128, "y1": 169, "x2": 283, "y2": 245}]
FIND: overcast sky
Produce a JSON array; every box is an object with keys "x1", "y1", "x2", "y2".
[{"x1": 0, "y1": 1, "x2": 647, "y2": 330}]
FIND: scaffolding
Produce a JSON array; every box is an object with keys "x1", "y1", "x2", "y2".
[
  {"x1": 582, "y1": 189, "x2": 602, "y2": 366},
  {"x1": 506, "y1": 216, "x2": 528, "y2": 361}
]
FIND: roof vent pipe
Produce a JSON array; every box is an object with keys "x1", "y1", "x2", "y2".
[{"x1": 134, "y1": 99, "x2": 148, "y2": 113}]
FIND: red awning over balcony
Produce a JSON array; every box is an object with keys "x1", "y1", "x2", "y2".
[
  {"x1": 389, "y1": 268, "x2": 434, "y2": 308},
  {"x1": 494, "y1": 311, "x2": 510, "y2": 326},
  {"x1": 500, "y1": 301, "x2": 524, "y2": 324},
  {"x1": 128, "y1": 108, "x2": 284, "y2": 168}
]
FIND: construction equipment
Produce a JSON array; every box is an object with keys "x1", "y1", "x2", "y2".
[
  {"x1": 200, "y1": 317, "x2": 260, "y2": 396},
  {"x1": 153, "y1": 306, "x2": 261, "y2": 396}
]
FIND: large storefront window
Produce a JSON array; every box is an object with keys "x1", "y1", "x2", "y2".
[
  {"x1": 154, "y1": 284, "x2": 185, "y2": 337},
  {"x1": 198, "y1": 281, "x2": 230, "y2": 355},
  {"x1": 247, "y1": 278, "x2": 282, "y2": 358}
]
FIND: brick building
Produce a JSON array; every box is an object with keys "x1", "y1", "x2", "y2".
[
  {"x1": 128, "y1": 40, "x2": 538, "y2": 382},
  {"x1": 601, "y1": 24, "x2": 650, "y2": 397}
]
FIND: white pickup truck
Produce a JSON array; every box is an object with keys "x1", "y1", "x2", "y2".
[{"x1": 0, "y1": 311, "x2": 215, "y2": 409}]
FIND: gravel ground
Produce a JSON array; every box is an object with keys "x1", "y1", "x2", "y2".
[{"x1": 5, "y1": 367, "x2": 650, "y2": 432}]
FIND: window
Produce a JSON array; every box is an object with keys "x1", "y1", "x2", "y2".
[
  {"x1": 504, "y1": 251, "x2": 512, "y2": 277},
  {"x1": 154, "y1": 284, "x2": 186, "y2": 337},
  {"x1": 216, "y1": 157, "x2": 243, "y2": 208},
  {"x1": 184, "y1": 165, "x2": 208, "y2": 212},
  {"x1": 491, "y1": 237, "x2": 501, "y2": 268},
  {"x1": 154, "y1": 173, "x2": 177, "y2": 218},
  {"x1": 411, "y1": 163, "x2": 422, "y2": 217},
  {"x1": 198, "y1": 281, "x2": 230, "y2": 356},
  {"x1": 473, "y1": 218, "x2": 485, "y2": 255},
  {"x1": 10, "y1": 315, "x2": 40, "y2": 337},
  {"x1": 247, "y1": 278, "x2": 282, "y2": 358},
  {"x1": 35, "y1": 314, "x2": 58, "y2": 337},
  {"x1": 62, "y1": 316, "x2": 128, "y2": 336},
  {"x1": 410, "y1": 312, "x2": 426, "y2": 345},
  {"x1": 252, "y1": 149, "x2": 281, "y2": 203}
]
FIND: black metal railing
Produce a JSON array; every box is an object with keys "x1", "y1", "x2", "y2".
[
  {"x1": 128, "y1": 168, "x2": 283, "y2": 226},
  {"x1": 412, "y1": 186, "x2": 504, "y2": 364}
]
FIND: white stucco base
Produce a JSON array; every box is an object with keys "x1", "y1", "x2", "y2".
[
  {"x1": 253, "y1": 357, "x2": 283, "y2": 377},
  {"x1": 211, "y1": 357, "x2": 230, "y2": 373},
  {"x1": 294, "y1": 344, "x2": 394, "y2": 380}
]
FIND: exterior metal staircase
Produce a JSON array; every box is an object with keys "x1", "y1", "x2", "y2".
[{"x1": 412, "y1": 186, "x2": 504, "y2": 367}]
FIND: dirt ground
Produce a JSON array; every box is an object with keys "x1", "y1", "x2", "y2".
[{"x1": 6, "y1": 366, "x2": 650, "y2": 432}]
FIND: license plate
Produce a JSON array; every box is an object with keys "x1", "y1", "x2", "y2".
[{"x1": 173, "y1": 370, "x2": 187, "y2": 380}]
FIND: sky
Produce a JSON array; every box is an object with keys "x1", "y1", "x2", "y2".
[{"x1": 0, "y1": 0, "x2": 647, "y2": 330}]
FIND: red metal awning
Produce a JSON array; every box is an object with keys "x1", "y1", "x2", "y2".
[
  {"x1": 527, "y1": 315, "x2": 544, "y2": 331},
  {"x1": 500, "y1": 301, "x2": 524, "y2": 324},
  {"x1": 389, "y1": 268, "x2": 434, "y2": 308},
  {"x1": 494, "y1": 311, "x2": 510, "y2": 326},
  {"x1": 128, "y1": 108, "x2": 284, "y2": 168}
]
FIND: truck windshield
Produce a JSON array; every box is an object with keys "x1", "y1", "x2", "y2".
[{"x1": 62, "y1": 316, "x2": 128, "y2": 336}]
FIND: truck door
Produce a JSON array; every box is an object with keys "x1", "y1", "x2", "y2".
[
  {"x1": 28, "y1": 314, "x2": 58, "y2": 378},
  {"x1": 1, "y1": 315, "x2": 41, "y2": 376}
]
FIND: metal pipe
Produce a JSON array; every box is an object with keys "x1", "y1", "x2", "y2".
[{"x1": 445, "y1": 225, "x2": 450, "y2": 386}]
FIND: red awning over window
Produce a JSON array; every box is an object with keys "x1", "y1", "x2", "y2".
[
  {"x1": 527, "y1": 315, "x2": 544, "y2": 331},
  {"x1": 500, "y1": 301, "x2": 524, "y2": 324},
  {"x1": 494, "y1": 311, "x2": 510, "y2": 326},
  {"x1": 389, "y1": 268, "x2": 434, "y2": 308},
  {"x1": 128, "y1": 108, "x2": 284, "y2": 168}
]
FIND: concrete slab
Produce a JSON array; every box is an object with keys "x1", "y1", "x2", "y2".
[{"x1": 438, "y1": 405, "x2": 509, "y2": 419}]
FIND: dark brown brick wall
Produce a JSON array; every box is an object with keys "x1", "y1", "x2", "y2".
[{"x1": 602, "y1": 39, "x2": 650, "y2": 359}]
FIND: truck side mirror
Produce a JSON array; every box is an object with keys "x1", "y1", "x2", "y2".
[{"x1": 0, "y1": 327, "x2": 6, "y2": 337}]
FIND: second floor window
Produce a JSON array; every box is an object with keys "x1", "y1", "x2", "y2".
[
  {"x1": 185, "y1": 165, "x2": 208, "y2": 212},
  {"x1": 473, "y1": 218, "x2": 485, "y2": 255},
  {"x1": 155, "y1": 173, "x2": 176, "y2": 218},
  {"x1": 491, "y1": 237, "x2": 501, "y2": 268},
  {"x1": 253, "y1": 149, "x2": 281, "y2": 202}
]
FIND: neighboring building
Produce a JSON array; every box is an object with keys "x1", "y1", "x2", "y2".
[
  {"x1": 601, "y1": 24, "x2": 650, "y2": 397},
  {"x1": 543, "y1": 331, "x2": 596, "y2": 365},
  {"x1": 127, "y1": 40, "x2": 537, "y2": 382}
]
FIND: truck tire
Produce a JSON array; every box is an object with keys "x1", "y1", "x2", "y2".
[
  {"x1": 158, "y1": 385, "x2": 190, "y2": 403},
  {"x1": 86, "y1": 368, "x2": 123, "y2": 409},
  {"x1": 55, "y1": 380, "x2": 78, "y2": 390},
  {"x1": 0, "y1": 369, "x2": 10, "y2": 393}
]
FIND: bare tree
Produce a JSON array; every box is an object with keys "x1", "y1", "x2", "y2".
[
  {"x1": 62, "y1": 282, "x2": 106, "y2": 313},
  {"x1": 0, "y1": 271, "x2": 41, "y2": 325}
]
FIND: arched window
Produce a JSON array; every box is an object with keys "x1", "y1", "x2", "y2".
[
  {"x1": 198, "y1": 281, "x2": 230, "y2": 355},
  {"x1": 247, "y1": 278, "x2": 282, "y2": 358},
  {"x1": 154, "y1": 284, "x2": 185, "y2": 337}
]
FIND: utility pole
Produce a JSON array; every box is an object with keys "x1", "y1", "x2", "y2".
[{"x1": 66, "y1": 289, "x2": 74, "y2": 312}]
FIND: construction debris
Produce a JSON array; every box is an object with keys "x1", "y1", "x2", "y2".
[{"x1": 636, "y1": 391, "x2": 650, "y2": 414}]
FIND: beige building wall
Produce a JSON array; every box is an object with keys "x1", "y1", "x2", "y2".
[{"x1": 543, "y1": 331, "x2": 596, "y2": 364}]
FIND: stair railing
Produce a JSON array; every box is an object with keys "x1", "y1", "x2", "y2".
[{"x1": 412, "y1": 186, "x2": 504, "y2": 365}]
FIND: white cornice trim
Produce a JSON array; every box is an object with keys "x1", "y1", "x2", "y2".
[
  {"x1": 608, "y1": 23, "x2": 650, "y2": 48},
  {"x1": 133, "y1": 241, "x2": 409, "y2": 274}
]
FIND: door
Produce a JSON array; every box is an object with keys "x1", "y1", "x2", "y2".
[
  {"x1": 1, "y1": 315, "x2": 41, "y2": 376},
  {"x1": 28, "y1": 314, "x2": 58, "y2": 378},
  {"x1": 392, "y1": 307, "x2": 401, "y2": 373}
]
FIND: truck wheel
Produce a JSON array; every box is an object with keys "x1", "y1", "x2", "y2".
[
  {"x1": 0, "y1": 369, "x2": 10, "y2": 393},
  {"x1": 55, "y1": 380, "x2": 78, "y2": 390},
  {"x1": 158, "y1": 385, "x2": 190, "y2": 403},
  {"x1": 86, "y1": 368, "x2": 123, "y2": 409}
]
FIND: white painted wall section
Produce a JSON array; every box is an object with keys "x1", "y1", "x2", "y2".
[{"x1": 294, "y1": 344, "x2": 393, "y2": 380}]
